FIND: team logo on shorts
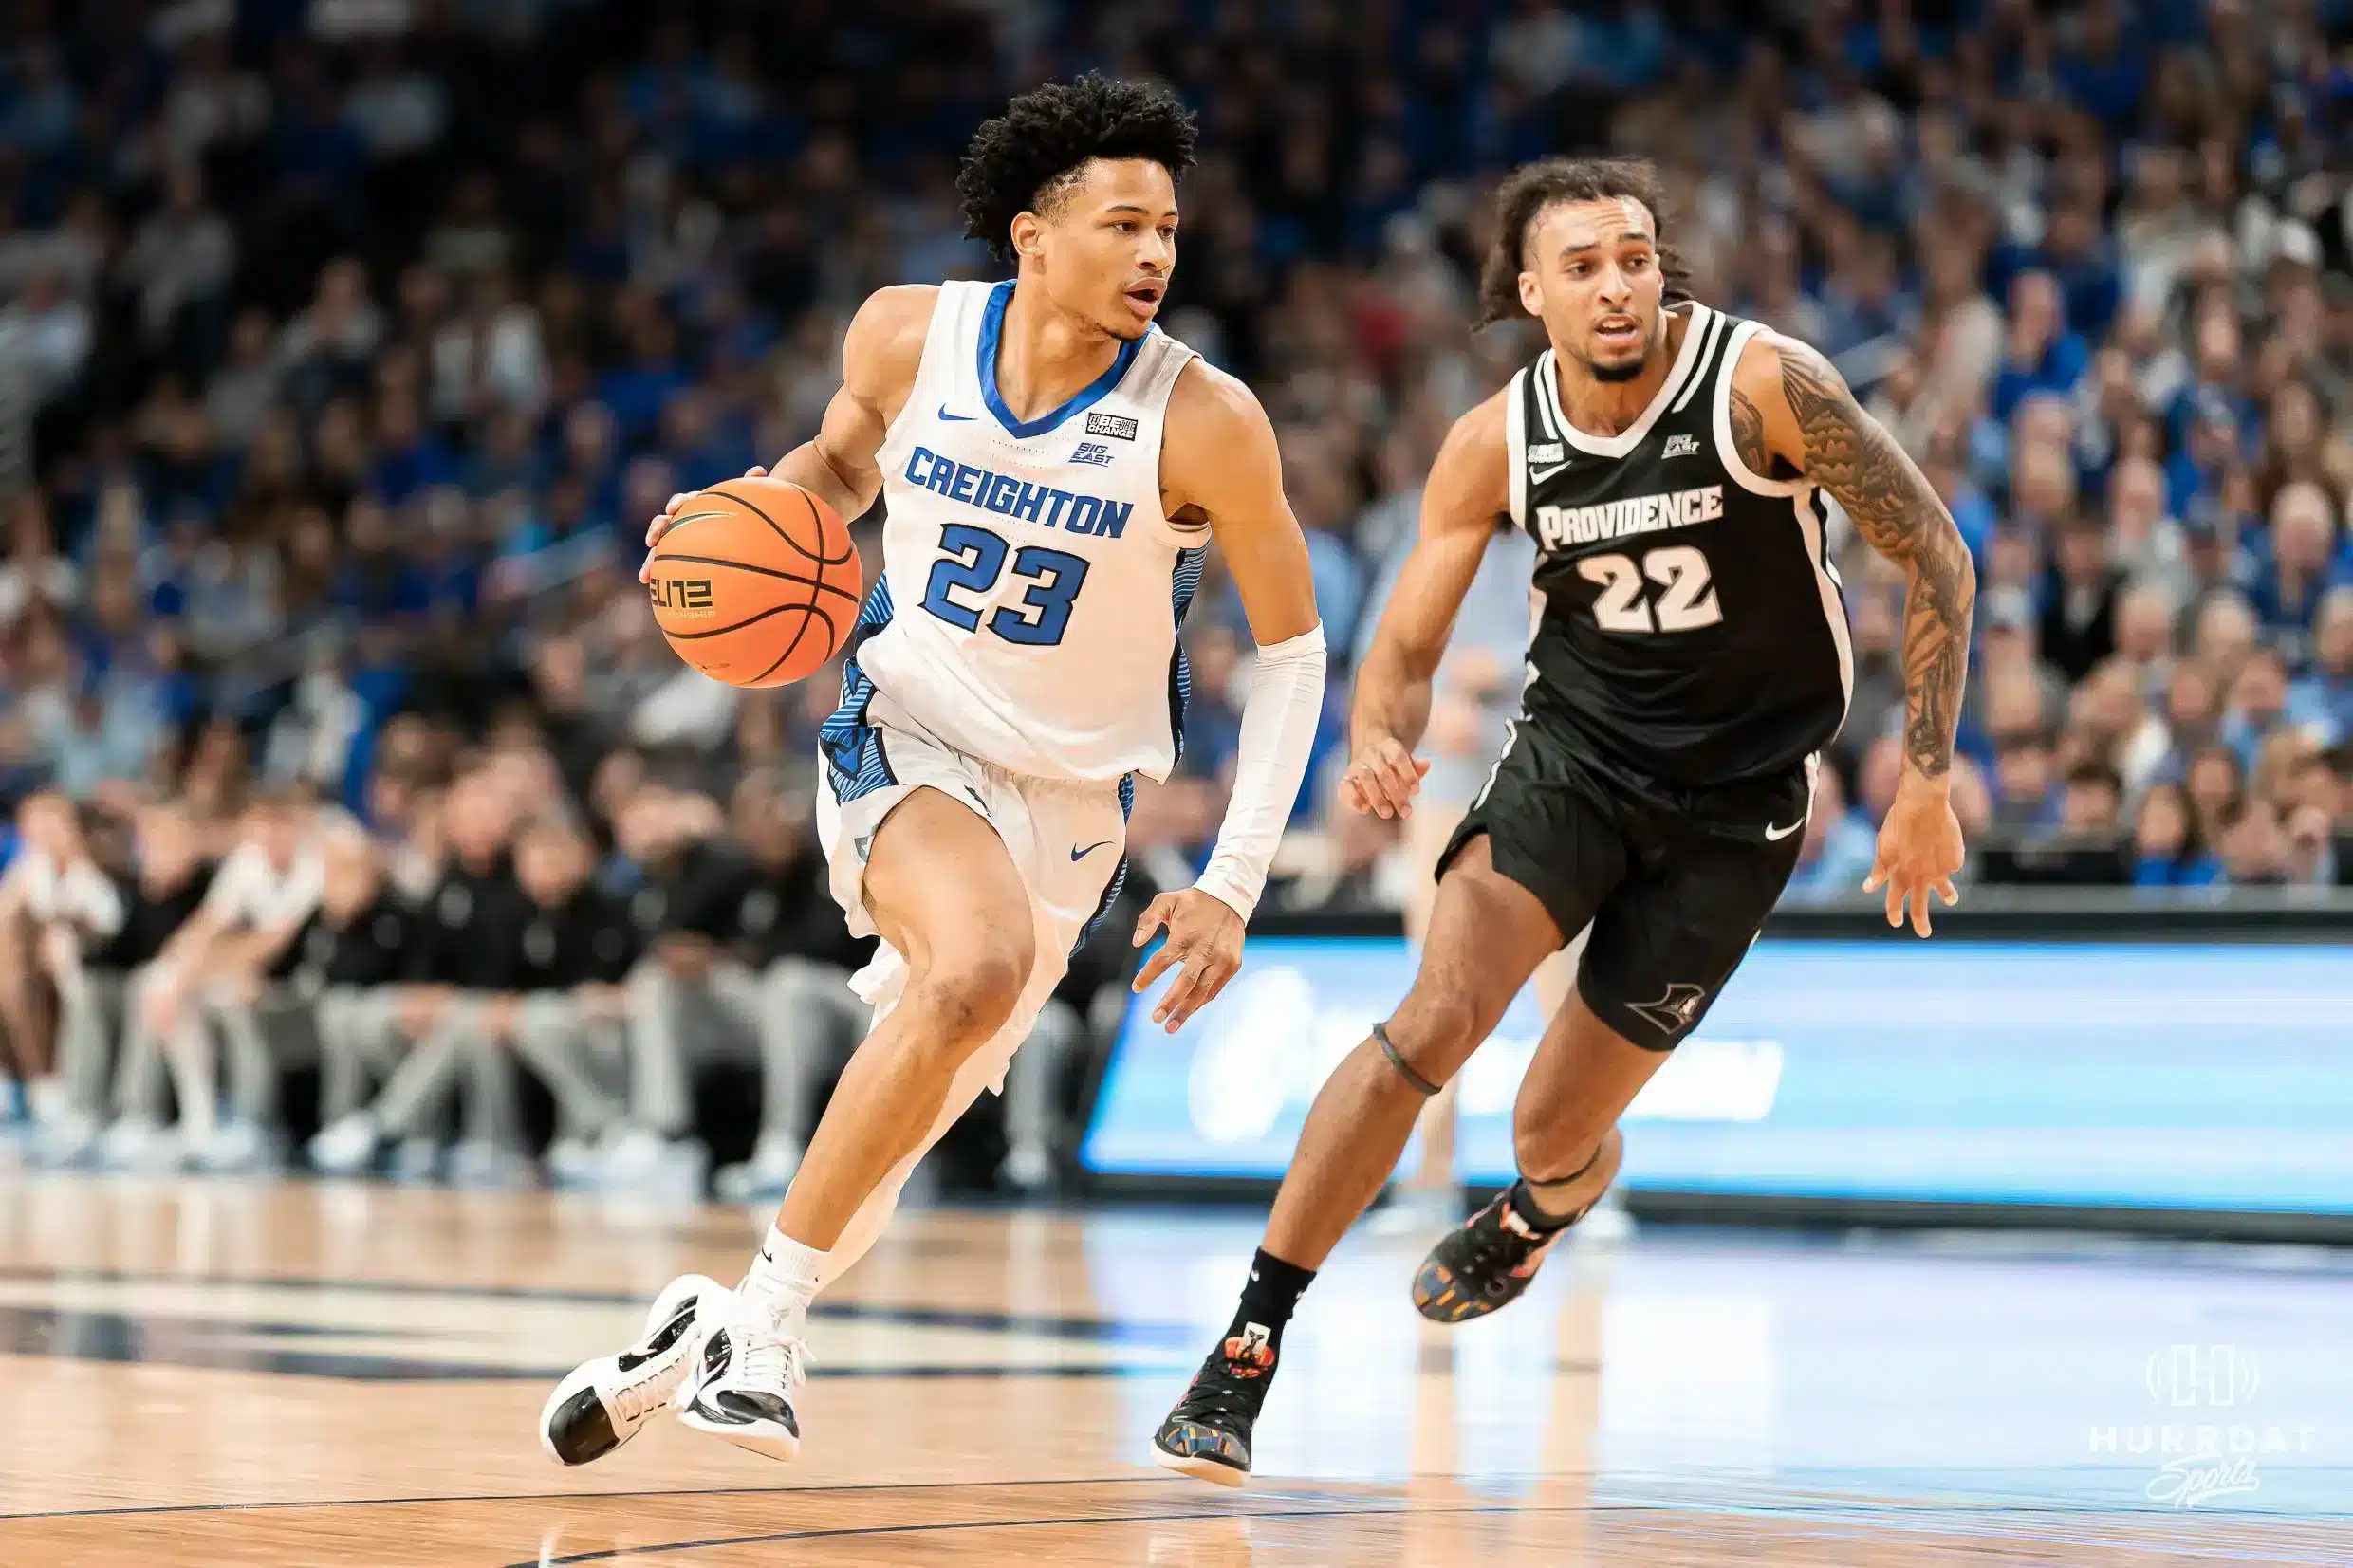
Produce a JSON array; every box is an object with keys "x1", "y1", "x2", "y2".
[
  {"x1": 1070, "y1": 441, "x2": 1117, "y2": 467},
  {"x1": 1628, "y1": 982, "x2": 1709, "y2": 1036}
]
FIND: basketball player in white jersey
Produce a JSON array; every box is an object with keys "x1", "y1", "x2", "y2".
[{"x1": 540, "y1": 76, "x2": 1325, "y2": 1466}]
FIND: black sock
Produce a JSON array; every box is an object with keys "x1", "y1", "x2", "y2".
[
  {"x1": 1223, "y1": 1248, "x2": 1316, "y2": 1365},
  {"x1": 1506, "y1": 1177, "x2": 1586, "y2": 1233}
]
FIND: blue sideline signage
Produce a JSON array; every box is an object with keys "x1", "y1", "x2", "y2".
[{"x1": 1084, "y1": 936, "x2": 2353, "y2": 1214}]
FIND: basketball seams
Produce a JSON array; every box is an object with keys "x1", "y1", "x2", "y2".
[
  {"x1": 706, "y1": 480, "x2": 858, "y2": 568},
  {"x1": 753, "y1": 560, "x2": 828, "y2": 683},
  {"x1": 652, "y1": 479, "x2": 859, "y2": 687},
  {"x1": 748, "y1": 603, "x2": 824, "y2": 685},
  {"x1": 652, "y1": 552, "x2": 862, "y2": 604},
  {"x1": 662, "y1": 600, "x2": 837, "y2": 642}
]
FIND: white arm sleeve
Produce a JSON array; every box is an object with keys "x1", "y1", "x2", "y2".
[{"x1": 1193, "y1": 622, "x2": 1327, "y2": 923}]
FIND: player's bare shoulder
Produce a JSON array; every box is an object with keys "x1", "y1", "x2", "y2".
[
  {"x1": 1160, "y1": 357, "x2": 1282, "y2": 527},
  {"x1": 1722, "y1": 325, "x2": 1803, "y2": 481},
  {"x1": 841, "y1": 284, "x2": 942, "y2": 419}
]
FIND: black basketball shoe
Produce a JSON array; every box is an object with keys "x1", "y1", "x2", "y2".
[
  {"x1": 539, "y1": 1272, "x2": 726, "y2": 1466},
  {"x1": 1411, "y1": 1187, "x2": 1569, "y2": 1324},
  {"x1": 1152, "y1": 1320, "x2": 1279, "y2": 1487}
]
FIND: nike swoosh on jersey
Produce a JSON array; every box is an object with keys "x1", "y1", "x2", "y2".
[
  {"x1": 1070, "y1": 840, "x2": 1114, "y2": 861},
  {"x1": 1529, "y1": 461, "x2": 1572, "y2": 485},
  {"x1": 1763, "y1": 819, "x2": 1804, "y2": 840},
  {"x1": 938, "y1": 405, "x2": 977, "y2": 421}
]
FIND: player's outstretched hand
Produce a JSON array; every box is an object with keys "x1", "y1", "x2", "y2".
[
  {"x1": 1863, "y1": 775, "x2": 1965, "y2": 937},
  {"x1": 1341, "y1": 736, "x2": 1431, "y2": 820},
  {"x1": 1132, "y1": 888, "x2": 1246, "y2": 1032},
  {"x1": 639, "y1": 464, "x2": 769, "y2": 581}
]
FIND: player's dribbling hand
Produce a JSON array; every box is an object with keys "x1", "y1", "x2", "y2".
[
  {"x1": 639, "y1": 465, "x2": 769, "y2": 581},
  {"x1": 1132, "y1": 888, "x2": 1246, "y2": 1032},
  {"x1": 1340, "y1": 736, "x2": 1431, "y2": 819},
  {"x1": 1863, "y1": 774, "x2": 1966, "y2": 937}
]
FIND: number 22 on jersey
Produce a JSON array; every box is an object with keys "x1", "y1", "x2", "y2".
[
  {"x1": 1577, "y1": 544, "x2": 1721, "y2": 635},
  {"x1": 919, "y1": 523, "x2": 1091, "y2": 647}
]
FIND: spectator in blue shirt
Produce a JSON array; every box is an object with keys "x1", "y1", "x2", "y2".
[
  {"x1": 334, "y1": 496, "x2": 433, "y2": 624},
  {"x1": 599, "y1": 315, "x2": 690, "y2": 448},
  {"x1": 2287, "y1": 588, "x2": 2353, "y2": 744},
  {"x1": 2130, "y1": 782, "x2": 2220, "y2": 887},
  {"x1": 659, "y1": 389, "x2": 762, "y2": 494},
  {"x1": 1990, "y1": 271, "x2": 2090, "y2": 427},
  {"x1": 2040, "y1": 198, "x2": 2122, "y2": 345},
  {"x1": 368, "y1": 394, "x2": 460, "y2": 506},
  {"x1": 2248, "y1": 481, "x2": 2353, "y2": 651},
  {"x1": 2056, "y1": 3, "x2": 2146, "y2": 135},
  {"x1": 464, "y1": 406, "x2": 544, "y2": 499},
  {"x1": 2220, "y1": 648, "x2": 2296, "y2": 769},
  {"x1": 2167, "y1": 395, "x2": 2242, "y2": 521},
  {"x1": 2165, "y1": 306, "x2": 2254, "y2": 456}
]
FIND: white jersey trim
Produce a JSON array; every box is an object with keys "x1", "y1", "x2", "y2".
[
  {"x1": 1792, "y1": 492, "x2": 1856, "y2": 714},
  {"x1": 1504, "y1": 368, "x2": 1529, "y2": 529},
  {"x1": 1711, "y1": 321, "x2": 1810, "y2": 498},
  {"x1": 1540, "y1": 302, "x2": 1712, "y2": 459}
]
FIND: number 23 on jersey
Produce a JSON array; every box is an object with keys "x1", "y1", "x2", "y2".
[{"x1": 919, "y1": 523, "x2": 1091, "y2": 647}]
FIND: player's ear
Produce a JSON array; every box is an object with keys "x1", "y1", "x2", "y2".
[
  {"x1": 1010, "y1": 211, "x2": 1047, "y2": 265},
  {"x1": 1517, "y1": 269, "x2": 1543, "y2": 319}
]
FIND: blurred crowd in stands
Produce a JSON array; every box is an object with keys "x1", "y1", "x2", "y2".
[{"x1": 2, "y1": 0, "x2": 2352, "y2": 1176}]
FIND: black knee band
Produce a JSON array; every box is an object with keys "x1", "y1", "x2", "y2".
[
  {"x1": 1523, "y1": 1138, "x2": 1606, "y2": 1191},
  {"x1": 1372, "y1": 1021, "x2": 1441, "y2": 1098}
]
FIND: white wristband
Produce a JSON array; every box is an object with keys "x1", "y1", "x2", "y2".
[{"x1": 1195, "y1": 622, "x2": 1327, "y2": 923}]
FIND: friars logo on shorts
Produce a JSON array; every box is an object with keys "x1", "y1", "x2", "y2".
[
  {"x1": 1085, "y1": 411, "x2": 1139, "y2": 442},
  {"x1": 1628, "y1": 982, "x2": 1710, "y2": 1037}
]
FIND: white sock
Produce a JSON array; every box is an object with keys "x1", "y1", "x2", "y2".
[{"x1": 741, "y1": 1225, "x2": 827, "y2": 1329}]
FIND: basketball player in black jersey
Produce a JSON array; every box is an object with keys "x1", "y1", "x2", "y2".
[{"x1": 1154, "y1": 157, "x2": 1975, "y2": 1486}]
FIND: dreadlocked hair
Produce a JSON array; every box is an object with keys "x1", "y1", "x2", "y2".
[
  {"x1": 957, "y1": 74, "x2": 1199, "y2": 263},
  {"x1": 1476, "y1": 157, "x2": 1694, "y2": 328}
]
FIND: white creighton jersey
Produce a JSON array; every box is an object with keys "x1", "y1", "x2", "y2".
[{"x1": 842, "y1": 279, "x2": 1209, "y2": 785}]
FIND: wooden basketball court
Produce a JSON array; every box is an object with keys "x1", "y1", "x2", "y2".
[{"x1": 0, "y1": 1175, "x2": 2342, "y2": 1564}]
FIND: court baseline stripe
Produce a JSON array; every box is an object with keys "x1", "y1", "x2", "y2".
[
  {"x1": 0, "y1": 1476, "x2": 1190, "y2": 1522},
  {"x1": 0, "y1": 1265, "x2": 1193, "y2": 1345}
]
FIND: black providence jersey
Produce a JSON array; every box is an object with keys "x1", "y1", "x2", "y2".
[{"x1": 1504, "y1": 303, "x2": 1855, "y2": 789}]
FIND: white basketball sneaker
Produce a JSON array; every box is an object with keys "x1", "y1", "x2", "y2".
[
  {"x1": 674, "y1": 1302, "x2": 811, "y2": 1462},
  {"x1": 539, "y1": 1273, "x2": 730, "y2": 1466}
]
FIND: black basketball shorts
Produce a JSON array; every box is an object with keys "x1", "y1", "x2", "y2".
[{"x1": 1436, "y1": 722, "x2": 1812, "y2": 1051}]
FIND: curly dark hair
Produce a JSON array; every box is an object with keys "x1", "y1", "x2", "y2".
[
  {"x1": 957, "y1": 75, "x2": 1199, "y2": 264},
  {"x1": 1476, "y1": 157, "x2": 1694, "y2": 328}
]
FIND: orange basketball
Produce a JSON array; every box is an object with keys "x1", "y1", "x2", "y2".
[{"x1": 645, "y1": 477, "x2": 863, "y2": 688}]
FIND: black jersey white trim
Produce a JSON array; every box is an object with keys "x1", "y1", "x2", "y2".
[
  {"x1": 1528, "y1": 359, "x2": 1561, "y2": 443},
  {"x1": 1541, "y1": 304, "x2": 1713, "y2": 460},
  {"x1": 1710, "y1": 322, "x2": 1809, "y2": 498},
  {"x1": 1791, "y1": 492, "x2": 1855, "y2": 710},
  {"x1": 1505, "y1": 367, "x2": 1529, "y2": 528},
  {"x1": 1669, "y1": 309, "x2": 1729, "y2": 415}
]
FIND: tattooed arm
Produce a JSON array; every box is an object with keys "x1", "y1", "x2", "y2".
[{"x1": 1731, "y1": 331, "x2": 1974, "y2": 934}]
